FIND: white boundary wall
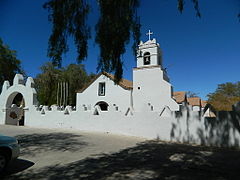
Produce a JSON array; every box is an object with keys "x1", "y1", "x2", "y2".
[
  {"x1": 2, "y1": 103, "x2": 240, "y2": 148},
  {"x1": 1, "y1": 74, "x2": 240, "y2": 148}
]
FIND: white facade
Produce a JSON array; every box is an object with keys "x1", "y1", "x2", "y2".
[
  {"x1": 133, "y1": 39, "x2": 179, "y2": 112},
  {"x1": 192, "y1": 105, "x2": 201, "y2": 111},
  {"x1": 77, "y1": 74, "x2": 132, "y2": 113},
  {"x1": 0, "y1": 74, "x2": 38, "y2": 125},
  {"x1": 133, "y1": 66, "x2": 179, "y2": 111},
  {"x1": 137, "y1": 39, "x2": 162, "y2": 67},
  {"x1": 1, "y1": 35, "x2": 240, "y2": 147},
  {"x1": 77, "y1": 38, "x2": 179, "y2": 113}
]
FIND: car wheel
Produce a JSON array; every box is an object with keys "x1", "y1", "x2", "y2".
[{"x1": 0, "y1": 152, "x2": 7, "y2": 173}]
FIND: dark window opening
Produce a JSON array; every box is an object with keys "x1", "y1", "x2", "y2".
[
  {"x1": 12, "y1": 93, "x2": 25, "y2": 107},
  {"x1": 19, "y1": 116, "x2": 24, "y2": 126},
  {"x1": 143, "y1": 52, "x2": 151, "y2": 65},
  {"x1": 98, "y1": 82, "x2": 105, "y2": 96},
  {"x1": 96, "y1": 101, "x2": 109, "y2": 111},
  {"x1": 8, "y1": 93, "x2": 25, "y2": 126}
]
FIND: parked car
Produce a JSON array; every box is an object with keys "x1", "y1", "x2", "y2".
[{"x1": 0, "y1": 135, "x2": 20, "y2": 173}]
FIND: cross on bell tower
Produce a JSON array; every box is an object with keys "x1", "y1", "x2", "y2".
[
  {"x1": 136, "y1": 29, "x2": 162, "y2": 68},
  {"x1": 146, "y1": 30, "x2": 153, "y2": 41}
]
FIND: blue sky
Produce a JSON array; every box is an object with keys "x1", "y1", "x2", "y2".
[{"x1": 1, "y1": 0, "x2": 240, "y2": 100}]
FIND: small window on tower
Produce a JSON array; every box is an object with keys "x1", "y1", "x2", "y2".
[
  {"x1": 98, "y1": 82, "x2": 105, "y2": 96},
  {"x1": 143, "y1": 52, "x2": 151, "y2": 65}
]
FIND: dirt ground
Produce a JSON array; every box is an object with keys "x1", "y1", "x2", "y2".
[{"x1": 1, "y1": 125, "x2": 240, "y2": 180}]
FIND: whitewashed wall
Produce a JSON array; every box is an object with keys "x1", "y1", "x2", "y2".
[
  {"x1": 1, "y1": 97, "x2": 240, "y2": 147},
  {"x1": 8, "y1": 105, "x2": 240, "y2": 147},
  {"x1": 137, "y1": 39, "x2": 162, "y2": 67},
  {"x1": 1, "y1": 74, "x2": 240, "y2": 148},
  {"x1": 77, "y1": 74, "x2": 132, "y2": 113},
  {"x1": 0, "y1": 74, "x2": 37, "y2": 125},
  {"x1": 133, "y1": 66, "x2": 179, "y2": 112}
]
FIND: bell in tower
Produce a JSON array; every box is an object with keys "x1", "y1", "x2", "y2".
[
  {"x1": 136, "y1": 30, "x2": 163, "y2": 68},
  {"x1": 133, "y1": 30, "x2": 179, "y2": 112}
]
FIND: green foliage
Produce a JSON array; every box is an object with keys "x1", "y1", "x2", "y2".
[
  {"x1": 207, "y1": 82, "x2": 240, "y2": 111},
  {"x1": 43, "y1": 0, "x2": 140, "y2": 82},
  {"x1": 0, "y1": 38, "x2": 24, "y2": 87},
  {"x1": 177, "y1": 0, "x2": 184, "y2": 13},
  {"x1": 43, "y1": 0, "x2": 90, "y2": 66},
  {"x1": 95, "y1": 0, "x2": 140, "y2": 82},
  {"x1": 35, "y1": 62, "x2": 95, "y2": 106},
  {"x1": 61, "y1": 64, "x2": 92, "y2": 105},
  {"x1": 44, "y1": 0, "x2": 205, "y2": 83},
  {"x1": 43, "y1": 0, "x2": 207, "y2": 82},
  {"x1": 177, "y1": 0, "x2": 201, "y2": 17},
  {"x1": 35, "y1": 62, "x2": 61, "y2": 106}
]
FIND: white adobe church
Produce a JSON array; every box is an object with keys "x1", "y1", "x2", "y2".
[
  {"x1": 77, "y1": 32, "x2": 179, "y2": 113},
  {"x1": 2, "y1": 31, "x2": 237, "y2": 147}
]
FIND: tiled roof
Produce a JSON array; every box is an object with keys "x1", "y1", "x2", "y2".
[
  {"x1": 201, "y1": 100, "x2": 208, "y2": 108},
  {"x1": 77, "y1": 72, "x2": 133, "y2": 93},
  {"x1": 187, "y1": 97, "x2": 201, "y2": 106},
  {"x1": 173, "y1": 91, "x2": 186, "y2": 103},
  {"x1": 102, "y1": 72, "x2": 133, "y2": 90}
]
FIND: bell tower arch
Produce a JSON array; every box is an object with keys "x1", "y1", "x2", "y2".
[
  {"x1": 136, "y1": 30, "x2": 163, "y2": 68},
  {"x1": 133, "y1": 31, "x2": 179, "y2": 112}
]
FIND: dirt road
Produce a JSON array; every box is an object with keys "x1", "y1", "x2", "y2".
[{"x1": 1, "y1": 125, "x2": 240, "y2": 180}]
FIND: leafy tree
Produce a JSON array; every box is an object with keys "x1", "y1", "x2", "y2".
[
  {"x1": 35, "y1": 62, "x2": 61, "y2": 106},
  {"x1": 207, "y1": 82, "x2": 240, "y2": 111},
  {"x1": 43, "y1": 0, "x2": 238, "y2": 82},
  {"x1": 0, "y1": 38, "x2": 24, "y2": 88},
  {"x1": 43, "y1": 0, "x2": 140, "y2": 82},
  {"x1": 177, "y1": 0, "x2": 201, "y2": 17},
  {"x1": 95, "y1": 0, "x2": 140, "y2": 82},
  {"x1": 35, "y1": 62, "x2": 95, "y2": 106},
  {"x1": 43, "y1": 0, "x2": 90, "y2": 66},
  {"x1": 61, "y1": 64, "x2": 92, "y2": 106}
]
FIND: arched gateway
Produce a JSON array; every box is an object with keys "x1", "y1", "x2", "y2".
[
  {"x1": 95, "y1": 101, "x2": 109, "y2": 111},
  {"x1": 0, "y1": 74, "x2": 38, "y2": 125}
]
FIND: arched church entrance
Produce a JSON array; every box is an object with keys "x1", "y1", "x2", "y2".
[
  {"x1": 95, "y1": 101, "x2": 109, "y2": 111},
  {"x1": 5, "y1": 92, "x2": 25, "y2": 126}
]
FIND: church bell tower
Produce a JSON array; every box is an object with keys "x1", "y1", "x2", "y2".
[
  {"x1": 136, "y1": 30, "x2": 163, "y2": 68},
  {"x1": 132, "y1": 30, "x2": 179, "y2": 112}
]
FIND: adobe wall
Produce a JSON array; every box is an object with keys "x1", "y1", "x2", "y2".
[
  {"x1": 1, "y1": 74, "x2": 240, "y2": 148},
  {"x1": 21, "y1": 105, "x2": 240, "y2": 147},
  {"x1": 0, "y1": 74, "x2": 38, "y2": 125},
  {"x1": 133, "y1": 67, "x2": 179, "y2": 112},
  {"x1": 77, "y1": 74, "x2": 132, "y2": 113}
]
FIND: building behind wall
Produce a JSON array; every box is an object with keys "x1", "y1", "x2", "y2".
[
  {"x1": 133, "y1": 38, "x2": 179, "y2": 112},
  {"x1": 2, "y1": 34, "x2": 240, "y2": 148},
  {"x1": 76, "y1": 72, "x2": 133, "y2": 113},
  {"x1": 76, "y1": 37, "x2": 179, "y2": 113}
]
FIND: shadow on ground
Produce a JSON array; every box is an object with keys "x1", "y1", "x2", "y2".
[
  {"x1": 14, "y1": 133, "x2": 88, "y2": 157},
  {"x1": 4, "y1": 140, "x2": 240, "y2": 180},
  {"x1": 2, "y1": 159, "x2": 34, "y2": 177}
]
